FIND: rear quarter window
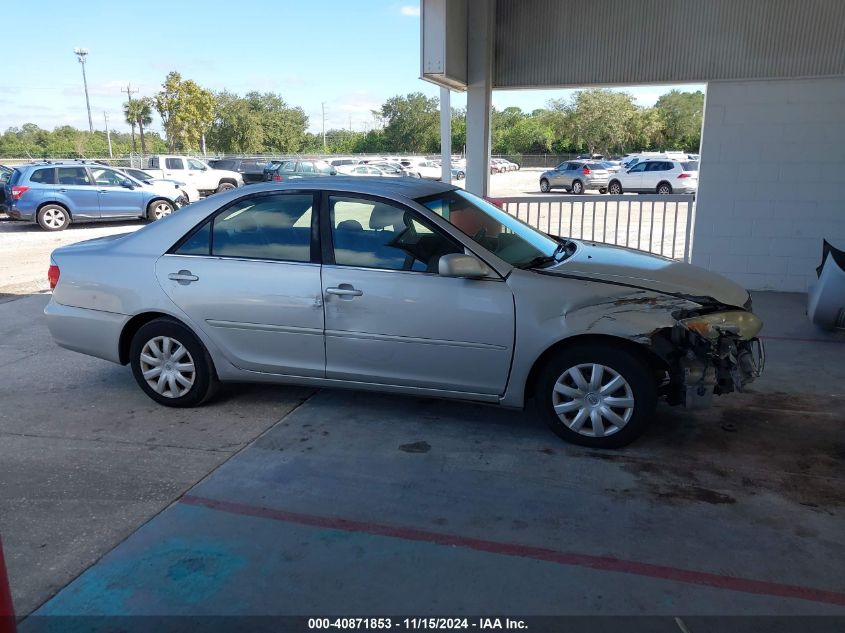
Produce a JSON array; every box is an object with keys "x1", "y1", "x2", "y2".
[{"x1": 29, "y1": 168, "x2": 56, "y2": 184}]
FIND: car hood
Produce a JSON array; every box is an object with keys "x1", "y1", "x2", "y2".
[{"x1": 549, "y1": 241, "x2": 750, "y2": 308}]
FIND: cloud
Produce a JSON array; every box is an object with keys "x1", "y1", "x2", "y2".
[{"x1": 400, "y1": 5, "x2": 420, "y2": 17}]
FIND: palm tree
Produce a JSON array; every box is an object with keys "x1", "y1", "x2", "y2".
[
  {"x1": 135, "y1": 98, "x2": 153, "y2": 156},
  {"x1": 124, "y1": 98, "x2": 154, "y2": 155},
  {"x1": 123, "y1": 100, "x2": 139, "y2": 152}
]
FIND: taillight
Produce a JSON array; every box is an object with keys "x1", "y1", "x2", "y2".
[
  {"x1": 11, "y1": 185, "x2": 29, "y2": 200},
  {"x1": 273, "y1": 174, "x2": 283, "y2": 181},
  {"x1": 48, "y1": 264, "x2": 60, "y2": 289},
  {"x1": 677, "y1": 173, "x2": 691, "y2": 179},
  {"x1": 582, "y1": 166, "x2": 591, "y2": 175}
]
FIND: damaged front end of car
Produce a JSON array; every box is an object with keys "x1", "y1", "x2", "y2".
[{"x1": 651, "y1": 302, "x2": 766, "y2": 409}]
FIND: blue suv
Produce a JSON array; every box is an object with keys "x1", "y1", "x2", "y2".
[{"x1": 4, "y1": 161, "x2": 177, "y2": 231}]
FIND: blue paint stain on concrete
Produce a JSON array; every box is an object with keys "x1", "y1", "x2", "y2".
[{"x1": 33, "y1": 527, "x2": 247, "y2": 617}]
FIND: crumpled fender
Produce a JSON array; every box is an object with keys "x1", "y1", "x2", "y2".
[{"x1": 562, "y1": 291, "x2": 700, "y2": 345}]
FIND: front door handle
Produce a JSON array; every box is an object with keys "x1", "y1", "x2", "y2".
[
  {"x1": 168, "y1": 270, "x2": 199, "y2": 285},
  {"x1": 325, "y1": 285, "x2": 363, "y2": 297}
]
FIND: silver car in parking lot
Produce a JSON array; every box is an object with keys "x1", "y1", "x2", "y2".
[
  {"x1": 539, "y1": 161, "x2": 610, "y2": 194},
  {"x1": 45, "y1": 178, "x2": 764, "y2": 448}
]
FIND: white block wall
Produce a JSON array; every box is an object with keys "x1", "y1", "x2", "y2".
[{"x1": 692, "y1": 77, "x2": 845, "y2": 292}]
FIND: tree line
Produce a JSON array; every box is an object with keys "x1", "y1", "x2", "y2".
[{"x1": 0, "y1": 71, "x2": 703, "y2": 158}]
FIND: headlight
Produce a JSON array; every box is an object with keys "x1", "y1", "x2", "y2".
[{"x1": 680, "y1": 311, "x2": 763, "y2": 340}]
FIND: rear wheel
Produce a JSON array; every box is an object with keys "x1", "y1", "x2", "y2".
[
  {"x1": 571, "y1": 179, "x2": 584, "y2": 194},
  {"x1": 130, "y1": 318, "x2": 218, "y2": 407},
  {"x1": 608, "y1": 180, "x2": 623, "y2": 195},
  {"x1": 534, "y1": 343, "x2": 657, "y2": 448},
  {"x1": 146, "y1": 199, "x2": 174, "y2": 221},
  {"x1": 540, "y1": 178, "x2": 551, "y2": 193},
  {"x1": 37, "y1": 204, "x2": 70, "y2": 231},
  {"x1": 657, "y1": 182, "x2": 673, "y2": 194}
]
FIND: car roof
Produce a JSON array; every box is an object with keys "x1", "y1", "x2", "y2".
[{"x1": 235, "y1": 176, "x2": 457, "y2": 199}]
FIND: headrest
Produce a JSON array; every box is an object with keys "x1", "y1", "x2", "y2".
[
  {"x1": 337, "y1": 219, "x2": 363, "y2": 232},
  {"x1": 369, "y1": 205, "x2": 405, "y2": 230}
]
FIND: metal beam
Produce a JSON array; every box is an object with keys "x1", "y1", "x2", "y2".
[
  {"x1": 465, "y1": 0, "x2": 494, "y2": 196},
  {"x1": 440, "y1": 87, "x2": 451, "y2": 184}
]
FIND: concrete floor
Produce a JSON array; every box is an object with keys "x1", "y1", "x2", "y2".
[{"x1": 2, "y1": 291, "x2": 844, "y2": 627}]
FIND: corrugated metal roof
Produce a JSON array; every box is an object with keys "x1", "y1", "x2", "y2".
[{"x1": 495, "y1": 0, "x2": 845, "y2": 87}]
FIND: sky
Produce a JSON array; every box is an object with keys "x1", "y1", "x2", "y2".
[{"x1": 0, "y1": 0, "x2": 704, "y2": 137}]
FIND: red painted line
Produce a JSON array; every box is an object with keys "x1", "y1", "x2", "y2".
[
  {"x1": 180, "y1": 495, "x2": 845, "y2": 607},
  {"x1": 761, "y1": 334, "x2": 845, "y2": 345}
]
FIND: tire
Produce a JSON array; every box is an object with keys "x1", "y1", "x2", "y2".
[
  {"x1": 599, "y1": 187, "x2": 608, "y2": 194},
  {"x1": 146, "y1": 199, "x2": 174, "y2": 221},
  {"x1": 608, "y1": 180, "x2": 623, "y2": 195},
  {"x1": 657, "y1": 182, "x2": 673, "y2": 194},
  {"x1": 571, "y1": 180, "x2": 584, "y2": 194},
  {"x1": 37, "y1": 204, "x2": 70, "y2": 231},
  {"x1": 457, "y1": 171, "x2": 465, "y2": 180},
  {"x1": 540, "y1": 178, "x2": 551, "y2": 193},
  {"x1": 534, "y1": 342, "x2": 657, "y2": 448},
  {"x1": 129, "y1": 318, "x2": 218, "y2": 408},
  {"x1": 216, "y1": 181, "x2": 236, "y2": 193}
]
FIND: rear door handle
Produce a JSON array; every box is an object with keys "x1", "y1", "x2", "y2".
[
  {"x1": 325, "y1": 286, "x2": 363, "y2": 297},
  {"x1": 168, "y1": 270, "x2": 199, "y2": 285}
]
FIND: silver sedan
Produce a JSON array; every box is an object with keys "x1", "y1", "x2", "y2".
[{"x1": 45, "y1": 178, "x2": 764, "y2": 448}]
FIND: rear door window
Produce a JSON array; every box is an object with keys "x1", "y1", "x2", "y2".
[
  {"x1": 56, "y1": 167, "x2": 91, "y2": 185},
  {"x1": 211, "y1": 194, "x2": 314, "y2": 262},
  {"x1": 29, "y1": 168, "x2": 56, "y2": 184}
]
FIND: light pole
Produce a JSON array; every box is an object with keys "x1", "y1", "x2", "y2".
[
  {"x1": 321, "y1": 102, "x2": 327, "y2": 150},
  {"x1": 73, "y1": 48, "x2": 94, "y2": 133}
]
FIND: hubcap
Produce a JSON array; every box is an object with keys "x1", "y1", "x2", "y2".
[
  {"x1": 659, "y1": 185, "x2": 670, "y2": 194},
  {"x1": 44, "y1": 208, "x2": 65, "y2": 228},
  {"x1": 574, "y1": 182, "x2": 582, "y2": 193},
  {"x1": 154, "y1": 203, "x2": 172, "y2": 219},
  {"x1": 552, "y1": 363, "x2": 635, "y2": 438},
  {"x1": 139, "y1": 336, "x2": 195, "y2": 398}
]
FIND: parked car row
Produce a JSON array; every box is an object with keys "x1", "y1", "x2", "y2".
[
  {"x1": 2, "y1": 160, "x2": 203, "y2": 230},
  {"x1": 540, "y1": 156, "x2": 699, "y2": 195}
]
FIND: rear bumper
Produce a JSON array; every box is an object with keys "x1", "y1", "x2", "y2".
[{"x1": 44, "y1": 300, "x2": 129, "y2": 364}]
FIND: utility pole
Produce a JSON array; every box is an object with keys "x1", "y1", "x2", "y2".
[
  {"x1": 103, "y1": 112, "x2": 113, "y2": 158},
  {"x1": 73, "y1": 48, "x2": 94, "y2": 133},
  {"x1": 321, "y1": 101, "x2": 327, "y2": 150}
]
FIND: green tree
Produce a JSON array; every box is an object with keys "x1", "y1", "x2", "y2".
[
  {"x1": 124, "y1": 97, "x2": 154, "y2": 154},
  {"x1": 569, "y1": 89, "x2": 638, "y2": 156},
  {"x1": 208, "y1": 91, "x2": 308, "y2": 154},
  {"x1": 380, "y1": 92, "x2": 439, "y2": 153},
  {"x1": 654, "y1": 90, "x2": 704, "y2": 152},
  {"x1": 154, "y1": 72, "x2": 216, "y2": 152}
]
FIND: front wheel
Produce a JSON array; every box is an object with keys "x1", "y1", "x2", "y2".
[
  {"x1": 540, "y1": 178, "x2": 551, "y2": 193},
  {"x1": 216, "y1": 181, "x2": 236, "y2": 193},
  {"x1": 534, "y1": 343, "x2": 657, "y2": 448},
  {"x1": 129, "y1": 318, "x2": 218, "y2": 407},
  {"x1": 147, "y1": 199, "x2": 174, "y2": 221},
  {"x1": 608, "y1": 181, "x2": 623, "y2": 195}
]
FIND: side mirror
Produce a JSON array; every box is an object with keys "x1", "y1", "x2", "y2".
[
  {"x1": 121, "y1": 179, "x2": 134, "y2": 189},
  {"x1": 438, "y1": 253, "x2": 490, "y2": 279}
]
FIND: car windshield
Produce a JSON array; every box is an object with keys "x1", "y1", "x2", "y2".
[{"x1": 417, "y1": 190, "x2": 567, "y2": 268}]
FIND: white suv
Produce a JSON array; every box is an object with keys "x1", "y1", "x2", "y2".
[{"x1": 608, "y1": 159, "x2": 699, "y2": 195}]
